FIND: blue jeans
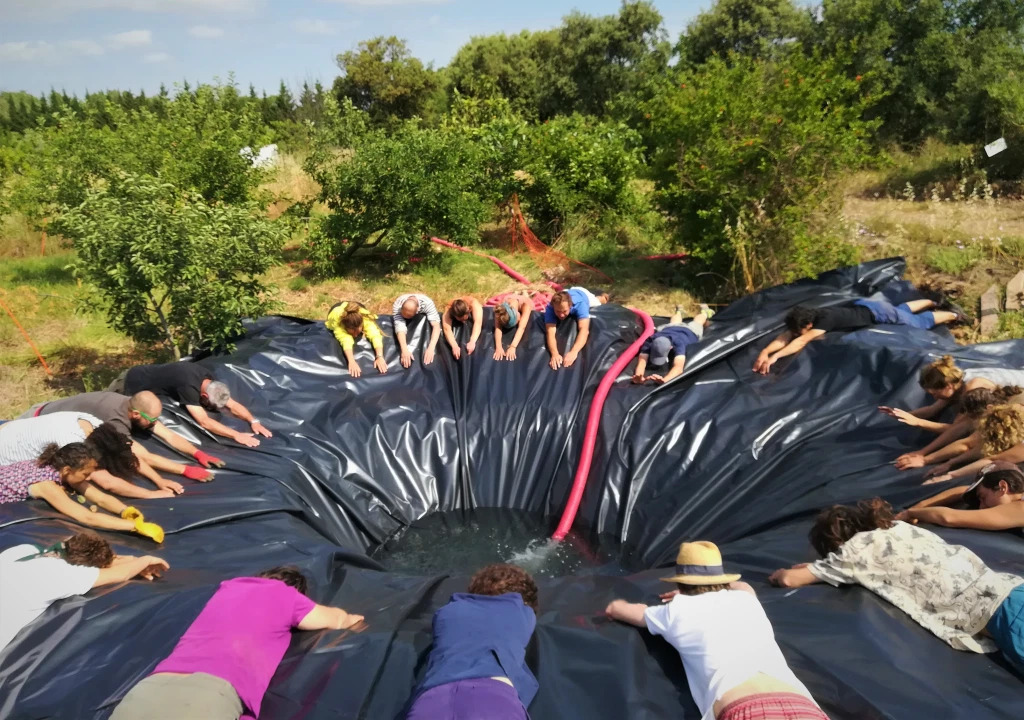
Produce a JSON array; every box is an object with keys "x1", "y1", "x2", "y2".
[
  {"x1": 853, "y1": 299, "x2": 936, "y2": 330},
  {"x1": 988, "y1": 584, "x2": 1024, "y2": 675}
]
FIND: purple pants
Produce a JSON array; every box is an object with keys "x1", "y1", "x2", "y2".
[{"x1": 406, "y1": 679, "x2": 529, "y2": 720}]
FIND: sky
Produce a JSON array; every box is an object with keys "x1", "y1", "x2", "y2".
[{"x1": 0, "y1": 0, "x2": 710, "y2": 97}]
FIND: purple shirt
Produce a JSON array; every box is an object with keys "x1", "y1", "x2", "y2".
[
  {"x1": 0, "y1": 461, "x2": 62, "y2": 504},
  {"x1": 153, "y1": 577, "x2": 316, "y2": 719}
]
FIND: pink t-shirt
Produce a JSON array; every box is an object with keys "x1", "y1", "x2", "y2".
[{"x1": 153, "y1": 577, "x2": 316, "y2": 719}]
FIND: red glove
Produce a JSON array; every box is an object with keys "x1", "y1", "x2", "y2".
[
  {"x1": 182, "y1": 465, "x2": 212, "y2": 481},
  {"x1": 192, "y1": 450, "x2": 225, "y2": 468}
]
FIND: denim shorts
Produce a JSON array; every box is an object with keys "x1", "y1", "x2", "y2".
[{"x1": 853, "y1": 299, "x2": 935, "y2": 330}]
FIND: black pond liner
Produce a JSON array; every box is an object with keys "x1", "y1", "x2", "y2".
[{"x1": 2, "y1": 257, "x2": 1023, "y2": 719}]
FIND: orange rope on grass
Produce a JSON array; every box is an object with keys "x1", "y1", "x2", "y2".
[{"x1": 0, "y1": 293, "x2": 53, "y2": 377}]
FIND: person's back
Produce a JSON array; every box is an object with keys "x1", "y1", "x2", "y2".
[
  {"x1": 38, "y1": 392, "x2": 133, "y2": 436},
  {"x1": 0, "y1": 412, "x2": 100, "y2": 465},
  {"x1": 124, "y1": 362, "x2": 211, "y2": 405},
  {"x1": 645, "y1": 589, "x2": 814, "y2": 717},
  {"x1": 151, "y1": 577, "x2": 315, "y2": 718}
]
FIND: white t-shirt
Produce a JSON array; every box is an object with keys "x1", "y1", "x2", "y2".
[
  {"x1": 0, "y1": 544, "x2": 100, "y2": 651},
  {"x1": 569, "y1": 286, "x2": 601, "y2": 306},
  {"x1": 965, "y1": 368, "x2": 1024, "y2": 389},
  {"x1": 0, "y1": 412, "x2": 101, "y2": 465},
  {"x1": 644, "y1": 590, "x2": 816, "y2": 720}
]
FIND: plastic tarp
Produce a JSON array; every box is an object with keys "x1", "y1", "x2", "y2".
[{"x1": 1, "y1": 257, "x2": 1022, "y2": 719}]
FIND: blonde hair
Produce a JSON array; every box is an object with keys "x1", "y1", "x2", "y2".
[
  {"x1": 980, "y1": 404, "x2": 1024, "y2": 455},
  {"x1": 919, "y1": 355, "x2": 964, "y2": 391}
]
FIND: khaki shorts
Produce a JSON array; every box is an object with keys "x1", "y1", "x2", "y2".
[{"x1": 109, "y1": 672, "x2": 243, "y2": 720}]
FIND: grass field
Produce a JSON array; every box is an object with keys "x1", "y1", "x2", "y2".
[{"x1": 4, "y1": 153, "x2": 1024, "y2": 418}]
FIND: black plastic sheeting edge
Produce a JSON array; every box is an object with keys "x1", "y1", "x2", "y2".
[{"x1": 1, "y1": 257, "x2": 1022, "y2": 719}]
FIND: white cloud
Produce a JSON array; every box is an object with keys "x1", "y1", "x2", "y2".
[
  {"x1": 7, "y1": 0, "x2": 257, "y2": 15},
  {"x1": 142, "y1": 51, "x2": 172, "y2": 63},
  {"x1": 67, "y1": 39, "x2": 106, "y2": 56},
  {"x1": 292, "y1": 18, "x2": 339, "y2": 36},
  {"x1": 189, "y1": 25, "x2": 224, "y2": 39},
  {"x1": 0, "y1": 41, "x2": 56, "y2": 63},
  {"x1": 107, "y1": 29, "x2": 153, "y2": 49},
  {"x1": 324, "y1": 0, "x2": 450, "y2": 4}
]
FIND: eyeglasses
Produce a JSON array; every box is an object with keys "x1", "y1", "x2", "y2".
[{"x1": 132, "y1": 408, "x2": 159, "y2": 423}]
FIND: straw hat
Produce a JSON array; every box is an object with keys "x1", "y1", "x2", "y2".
[{"x1": 660, "y1": 541, "x2": 741, "y2": 585}]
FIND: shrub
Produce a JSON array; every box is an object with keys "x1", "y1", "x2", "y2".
[
  {"x1": 926, "y1": 245, "x2": 984, "y2": 275},
  {"x1": 53, "y1": 173, "x2": 285, "y2": 358},
  {"x1": 641, "y1": 51, "x2": 878, "y2": 291}
]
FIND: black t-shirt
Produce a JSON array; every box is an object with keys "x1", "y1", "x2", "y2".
[
  {"x1": 124, "y1": 362, "x2": 212, "y2": 407},
  {"x1": 812, "y1": 305, "x2": 874, "y2": 332}
]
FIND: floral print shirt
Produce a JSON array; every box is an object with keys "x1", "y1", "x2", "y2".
[
  {"x1": 810, "y1": 521, "x2": 1024, "y2": 653},
  {"x1": 0, "y1": 460, "x2": 62, "y2": 504}
]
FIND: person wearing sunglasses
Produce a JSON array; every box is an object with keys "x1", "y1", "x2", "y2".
[
  {"x1": 23, "y1": 391, "x2": 224, "y2": 487},
  {"x1": 0, "y1": 532, "x2": 168, "y2": 652}
]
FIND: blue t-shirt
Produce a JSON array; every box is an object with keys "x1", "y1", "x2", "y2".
[
  {"x1": 544, "y1": 288, "x2": 590, "y2": 323},
  {"x1": 640, "y1": 326, "x2": 699, "y2": 360},
  {"x1": 416, "y1": 592, "x2": 538, "y2": 708}
]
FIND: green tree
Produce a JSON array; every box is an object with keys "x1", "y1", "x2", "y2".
[
  {"x1": 678, "y1": 0, "x2": 813, "y2": 66},
  {"x1": 53, "y1": 173, "x2": 285, "y2": 357},
  {"x1": 446, "y1": 31, "x2": 549, "y2": 117},
  {"x1": 642, "y1": 52, "x2": 877, "y2": 291},
  {"x1": 333, "y1": 36, "x2": 439, "y2": 126}
]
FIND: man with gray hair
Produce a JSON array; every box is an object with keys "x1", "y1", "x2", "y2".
[
  {"x1": 632, "y1": 304, "x2": 714, "y2": 385},
  {"x1": 393, "y1": 293, "x2": 442, "y2": 368},
  {"x1": 114, "y1": 362, "x2": 270, "y2": 448}
]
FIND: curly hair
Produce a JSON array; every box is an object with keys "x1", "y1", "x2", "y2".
[
  {"x1": 809, "y1": 498, "x2": 896, "y2": 557},
  {"x1": 257, "y1": 565, "x2": 309, "y2": 595},
  {"x1": 784, "y1": 306, "x2": 817, "y2": 334},
  {"x1": 65, "y1": 532, "x2": 115, "y2": 568},
  {"x1": 468, "y1": 563, "x2": 539, "y2": 612},
  {"x1": 919, "y1": 355, "x2": 964, "y2": 391},
  {"x1": 37, "y1": 442, "x2": 96, "y2": 472},
  {"x1": 85, "y1": 423, "x2": 140, "y2": 479},
  {"x1": 980, "y1": 404, "x2": 1024, "y2": 455},
  {"x1": 340, "y1": 303, "x2": 366, "y2": 333},
  {"x1": 961, "y1": 388, "x2": 997, "y2": 419}
]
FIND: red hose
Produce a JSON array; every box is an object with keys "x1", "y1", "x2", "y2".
[
  {"x1": 552, "y1": 308, "x2": 654, "y2": 540},
  {"x1": 430, "y1": 237, "x2": 534, "y2": 286}
]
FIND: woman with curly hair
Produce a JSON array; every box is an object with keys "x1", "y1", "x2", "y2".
[
  {"x1": 0, "y1": 442, "x2": 165, "y2": 542},
  {"x1": 925, "y1": 404, "x2": 1024, "y2": 484},
  {"x1": 886, "y1": 356, "x2": 1024, "y2": 468},
  {"x1": 769, "y1": 498, "x2": 1024, "y2": 674},
  {"x1": 406, "y1": 563, "x2": 538, "y2": 720}
]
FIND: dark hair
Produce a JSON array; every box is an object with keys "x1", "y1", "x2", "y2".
[
  {"x1": 784, "y1": 306, "x2": 817, "y2": 334},
  {"x1": 809, "y1": 498, "x2": 896, "y2": 557},
  {"x1": 551, "y1": 291, "x2": 572, "y2": 308},
  {"x1": 258, "y1": 566, "x2": 309, "y2": 595},
  {"x1": 675, "y1": 582, "x2": 731, "y2": 596},
  {"x1": 964, "y1": 468, "x2": 1024, "y2": 509},
  {"x1": 85, "y1": 423, "x2": 140, "y2": 479},
  {"x1": 468, "y1": 563, "x2": 539, "y2": 612},
  {"x1": 451, "y1": 298, "x2": 470, "y2": 321},
  {"x1": 494, "y1": 305, "x2": 511, "y2": 326},
  {"x1": 37, "y1": 442, "x2": 96, "y2": 472},
  {"x1": 341, "y1": 303, "x2": 366, "y2": 334},
  {"x1": 961, "y1": 388, "x2": 997, "y2": 419},
  {"x1": 65, "y1": 533, "x2": 115, "y2": 568}
]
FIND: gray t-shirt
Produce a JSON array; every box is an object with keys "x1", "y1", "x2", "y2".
[{"x1": 40, "y1": 392, "x2": 134, "y2": 436}]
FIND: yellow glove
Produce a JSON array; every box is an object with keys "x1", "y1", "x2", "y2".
[
  {"x1": 134, "y1": 518, "x2": 165, "y2": 543},
  {"x1": 121, "y1": 506, "x2": 143, "y2": 521}
]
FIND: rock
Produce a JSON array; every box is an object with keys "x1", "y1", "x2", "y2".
[
  {"x1": 980, "y1": 284, "x2": 1001, "y2": 336},
  {"x1": 1006, "y1": 271, "x2": 1024, "y2": 311}
]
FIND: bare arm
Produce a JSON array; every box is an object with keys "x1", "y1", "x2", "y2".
[
  {"x1": 563, "y1": 318, "x2": 590, "y2": 367},
  {"x1": 29, "y1": 482, "x2": 134, "y2": 532},
  {"x1": 546, "y1": 324, "x2": 561, "y2": 369},
  {"x1": 151, "y1": 421, "x2": 201, "y2": 457},
  {"x1": 923, "y1": 433, "x2": 978, "y2": 465},
  {"x1": 604, "y1": 599, "x2": 648, "y2": 628},
  {"x1": 442, "y1": 309, "x2": 458, "y2": 349},
  {"x1": 659, "y1": 356, "x2": 687, "y2": 384},
  {"x1": 948, "y1": 444, "x2": 1024, "y2": 481},
  {"x1": 95, "y1": 555, "x2": 169, "y2": 586},
  {"x1": 753, "y1": 331, "x2": 793, "y2": 372},
  {"x1": 133, "y1": 442, "x2": 187, "y2": 476},
  {"x1": 911, "y1": 398, "x2": 950, "y2": 420},
  {"x1": 468, "y1": 299, "x2": 483, "y2": 350},
  {"x1": 507, "y1": 302, "x2": 531, "y2": 359},
  {"x1": 186, "y1": 404, "x2": 257, "y2": 447},
  {"x1": 493, "y1": 319, "x2": 505, "y2": 358},
  {"x1": 426, "y1": 322, "x2": 441, "y2": 357},
  {"x1": 88, "y1": 469, "x2": 170, "y2": 499},
  {"x1": 297, "y1": 604, "x2": 365, "y2": 631},
  {"x1": 632, "y1": 354, "x2": 648, "y2": 383},
  {"x1": 907, "y1": 504, "x2": 1024, "y2": 531},
  {"x1": 915, "y1": 418, "x2": 973, "y2": 458},
  {"x1": 770, "y1": 331, "x2": 823, "y2": 361},
  {"x1": 768, "y1": 565, "x2": 822, "y2": 588},
  {"x1": 910, "y1": 485, "x2": 972, "y2": 509}
]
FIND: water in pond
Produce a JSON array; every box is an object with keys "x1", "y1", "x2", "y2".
[{"x1": 371, "y1": 508, "x2": 637, "y2": 578}]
